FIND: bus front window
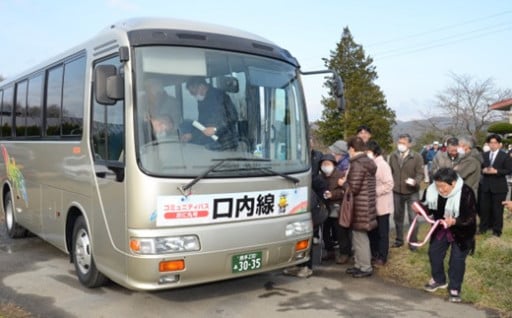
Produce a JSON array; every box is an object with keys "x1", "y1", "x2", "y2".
[{"x1": 134, "y1": 46, "x2": 308, "y2": 178}]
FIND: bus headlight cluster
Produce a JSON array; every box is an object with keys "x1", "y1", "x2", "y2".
[
  {"x1": 130, "y1": 235, "x2": 200, "y2": 254},
  {"x1": 285, "y1": 220, "x2": 312, "y2": 237}
]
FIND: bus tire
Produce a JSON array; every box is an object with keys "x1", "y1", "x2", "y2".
[
  {"x1": 72, "y1": 216, "x2": 108, "y2": 288},
  {"x1": 4, "y1": 192, "x2": 27, "y2": 238}
]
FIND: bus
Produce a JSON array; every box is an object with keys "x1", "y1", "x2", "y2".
[{"x1": 0, "y1": 17, "x2": 344, "y2": 290}]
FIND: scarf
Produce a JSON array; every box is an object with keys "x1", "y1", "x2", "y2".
[{"x1": 424, "y1": 176, "x2": 463, "y2": 218}]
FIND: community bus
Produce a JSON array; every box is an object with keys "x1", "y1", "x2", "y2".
[{"x1": 0, "y1": 18, "x2": 343, "y2": 290}]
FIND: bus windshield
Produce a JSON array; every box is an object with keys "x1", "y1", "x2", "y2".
[{"x1": 134, "y1": 46, "x2": 308, "y2": 178}]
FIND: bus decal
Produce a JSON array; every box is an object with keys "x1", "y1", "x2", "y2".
[
  {"x1": 1, "y1": 145, "x2": 28, "y2": 207},
  {"x1": 150, "y1": 210, "x2": 157, "y2": 222},
  {"x1": 156, "y1": 187, "x2": 308, "y2": 226}
]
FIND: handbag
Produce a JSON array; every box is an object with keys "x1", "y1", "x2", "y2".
[
  {"x1": 311, "y1": 192, "x2": 328, "y2": 227},
  {"x1": 339, "y1": 187, "x2": 353, "y2": 228}
]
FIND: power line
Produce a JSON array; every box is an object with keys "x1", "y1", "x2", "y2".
[
  {"x1": 374, "y1": 22, "x2": 512, "y2": 59},
  {"x1": 367, "y1": 9, "x2": 512, "y2": 47},
  {"x1": 300, "y1": 9, "x2": 512, "y2": 68}
]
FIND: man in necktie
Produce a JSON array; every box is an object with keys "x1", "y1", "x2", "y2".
[{"x1": 479, "y1": 134, "x2": 512, "y2": 237}]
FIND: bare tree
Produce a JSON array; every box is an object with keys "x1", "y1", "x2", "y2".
[{"x1": 423, "y1": 73, "x2": 510, "y2": 141}]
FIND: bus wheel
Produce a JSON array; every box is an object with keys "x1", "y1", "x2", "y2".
[
  {"x1": 4, "y1": 192, "x2": 27, "y2": 238},
  {"x1": 72, "y1": 216, "x2": 108, "y2": 288}
]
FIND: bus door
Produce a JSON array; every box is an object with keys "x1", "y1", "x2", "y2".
[{"x1": 90, "y1": 56, "x2": 126, "y2": 254}]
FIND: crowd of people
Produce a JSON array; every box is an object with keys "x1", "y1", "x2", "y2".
[
  {"x1": 142, "y1": 78, "x2": 508, "y2": 303},
  {"x1": 285, "y1": 128, "x2": 512, "y2": 304}
]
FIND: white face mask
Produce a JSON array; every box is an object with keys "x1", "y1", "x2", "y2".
[
  {"x1": 321, "y1": 165, "x2": 334, "y2": 175},
  {"x1": 457, "y1": 147, "x2": 465, "y2": 155},
  {"x1": 397, "y1": 144, "x2": 407, "y2": 153},
  {"x1": 195, "y1": 94, "x2": 205, "y2": 102}
]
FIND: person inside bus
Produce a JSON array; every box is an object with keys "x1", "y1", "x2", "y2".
[
  {"x1": 142, "y1": 77, "x2": 180, "y2": 140},
  {"x1": 150, "y1": 114, "x2": 176, "y2": 141},
  {"x1": 180, "y1": 76, "x2": 239, "y2": 151},
  {"x1": 143, "y1": 76, "x2": 180, "y2": 125}
]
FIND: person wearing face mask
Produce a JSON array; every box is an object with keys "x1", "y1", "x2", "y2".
[
  {"x1": 316, "y1": 154, "x2": 345, "y2": 260},
  {"x1": 315, "y1": 154, "x2": 348, "y2": 264},
  {"x1": 180, "y1": 76, "x2": 239, "y2": 150},
  {"x1": 452, "y1": 136, "x2": 482, "y2": 198},
  {"x1": 420, "y1": 167, "x2": 476, "y2": 303},
  {"x1": 430, "y1": 137, "x2": 462, "y2": 180},
  {"x1": 388, "y1": 134, "x2": 424, "y2": 250}
]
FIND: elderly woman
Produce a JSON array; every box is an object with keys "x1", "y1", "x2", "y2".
[{"x1": 422, "y1": 167, "x2": 476, "y2": 303}]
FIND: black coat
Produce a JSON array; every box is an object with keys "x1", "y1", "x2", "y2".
[
  {"x1": 480, "y1": 150, "x2": 512, "y2": 193},
  {"x1": 426, "y1": 184, "x2": 477, "y2": 253}
]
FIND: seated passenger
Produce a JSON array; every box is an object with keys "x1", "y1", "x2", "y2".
[
  {"x1": 143, "y1": 77, "x2": 180, "y2": 126},
  {"x1": 150, "y1": 114, "x2": 176, "y2": 141}
]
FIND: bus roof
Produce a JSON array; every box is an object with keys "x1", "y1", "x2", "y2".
[
  {"x1": 2, "y1": 17, "x2": 293, "y2": 85},
  {"x1": 105, "y1": 17, "x2": 275, "y2": 45}
]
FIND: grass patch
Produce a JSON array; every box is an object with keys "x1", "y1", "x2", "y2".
[
  {"x1": 0, "y1": 302, "x2": 31, "y2": 318},
  {"x1": 377, "y1": 213, "x2": 512, "y2": 317}
]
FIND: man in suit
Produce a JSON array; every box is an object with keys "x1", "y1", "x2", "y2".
[{"x1": 479, "y1": 134, "x2": 512, "y2": 237}]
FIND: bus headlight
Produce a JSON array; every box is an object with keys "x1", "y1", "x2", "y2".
[
  {"x1": 130, "y1": 235, "x2": 200, "y2": 254},
  {"x1": 285, "y1": 220, "x2": 312, "y2": 237}
]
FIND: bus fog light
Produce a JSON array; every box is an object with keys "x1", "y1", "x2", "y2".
[
  {"x1": 285, "y1": 220, "x2": 312, "y2": 237},
  {"x1": 295, "y1": 251, "x2": 306, "y2": 259},
  {"x1": 130, "y1": 235, "x2": 200, "y2": 254},
  {"x1": 159, "y1": 274, "x2": 180, "y2": 284}
]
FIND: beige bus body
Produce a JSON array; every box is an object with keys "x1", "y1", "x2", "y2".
[{"x1": 0, "y1": 18, "x2": 314, "y2": 290}]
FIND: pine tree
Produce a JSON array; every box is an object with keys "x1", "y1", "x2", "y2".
[{"x1": 317, "y1": 27, "x2": 396, "y2": 152}]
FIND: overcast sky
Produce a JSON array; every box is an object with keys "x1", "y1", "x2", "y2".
[{"x1": 1, "y1": 0, "x2": 511, "y2": 121}]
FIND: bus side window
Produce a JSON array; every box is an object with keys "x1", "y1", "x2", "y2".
[{"x1": 91, "y1": 57, "x2": 125, "y2": 164}]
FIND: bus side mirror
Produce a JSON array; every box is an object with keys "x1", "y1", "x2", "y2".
[
  {"x1": 94, "y1": 65, "x2": 124, "y2": 105},
  {"x1": 301, "y1": 69, "x2": 345, "y2": 112}
]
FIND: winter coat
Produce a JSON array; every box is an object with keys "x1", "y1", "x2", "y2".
[
  {"x1": 347, "y1": 153, "x2": 377, "y2": 231},
  {"x1": 374, "y1": 155, "x2": 394, "y2": 216},
  {"x1": 454, "y1": 149, "x2": 482, "y2": 197},
  {"x1": 431, "y1": 151, "x2": 462, "y2": 176},
  {"x1": 318, "y1": 168, "x2": 346, "y2": 217},
  {"x1": 424, "y1": 184, "x2": 477, "y2": 253},
  {"x1": 389, "y1": 150, "x2": 424, "y2": 195}
]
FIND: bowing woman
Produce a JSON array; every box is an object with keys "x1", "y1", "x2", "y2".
[{"x1": 421, "y1": 167, "x2": 476, "y2": 303}]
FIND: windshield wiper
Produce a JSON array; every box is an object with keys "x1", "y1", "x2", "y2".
[
  {"x1": 179, "y1": 157, "x2": 271, "y2": 194},
  {"x1": 258, "y1": 167, "x2": 300, "y2": 185}
]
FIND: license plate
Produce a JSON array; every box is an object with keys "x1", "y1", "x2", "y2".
[{"x1": 232, "y1": 251, "x2": 262, "y2": 273}]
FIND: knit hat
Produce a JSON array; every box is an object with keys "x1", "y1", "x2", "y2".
[{"x1": 329, "y1": 140, "x2": 348, "y2": 155}]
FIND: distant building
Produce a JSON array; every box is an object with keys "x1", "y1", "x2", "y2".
[{"x1": 490, "y1": 98, "x2": 512, "y2": 123}]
